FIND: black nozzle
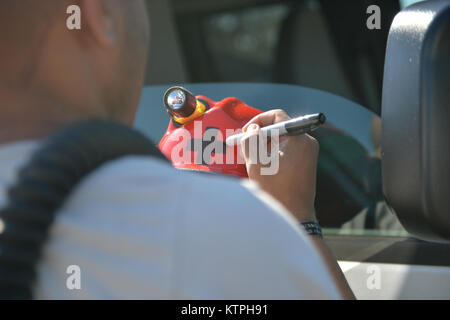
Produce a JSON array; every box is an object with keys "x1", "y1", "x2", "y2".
[{"x1": 164, "y1": 86, "x2": 197, "y2": 119}]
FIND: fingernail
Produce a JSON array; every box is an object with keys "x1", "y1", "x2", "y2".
[{"x1": 249, "y1": 124, "x2": 259, "y2": 132}]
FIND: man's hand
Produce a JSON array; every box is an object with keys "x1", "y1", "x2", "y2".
[
  {"x1": 240, "y1": 109, "x2": 319, "y2": 222},
  {"x1": 240, "y1": 109, "x2": 356, "y2": 300}
]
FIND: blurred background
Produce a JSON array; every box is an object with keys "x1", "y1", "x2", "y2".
[{"x1": 144, "y1": 0, "x2": 423, "y2": 115}]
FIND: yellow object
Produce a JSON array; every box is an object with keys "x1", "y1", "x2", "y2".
[{"x1": 172, "y1": 100, "x2": 207, "y2": 125}]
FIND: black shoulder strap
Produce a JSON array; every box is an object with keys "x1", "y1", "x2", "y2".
[{"x1": 0, "y1": 120, "x2": 167, "y2": 299}]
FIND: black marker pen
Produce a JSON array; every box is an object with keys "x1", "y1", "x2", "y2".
[{"x1": 226, "y1": 113, "x2": 326, "y2": 146}]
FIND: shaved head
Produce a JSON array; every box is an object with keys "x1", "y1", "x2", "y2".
[
  {"x1": 0, "y1": 1, "x2": 63, "y2": 88},
  {"x1": 0, "y1": 0, "x2": 150, "y2": 143},
  {"x1": 0, "y1": 1, "x2": 61, "y2": 35}
]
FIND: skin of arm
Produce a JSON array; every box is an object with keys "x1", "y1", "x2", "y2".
[
  {"x1": 309, "y1": 236, "x2": 355, "y2": 299},
  {"x1": 240, "y1": 109, "x2": 356, "y2": 300}
]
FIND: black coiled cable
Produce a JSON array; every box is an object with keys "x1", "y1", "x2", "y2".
[{"x1": 0, "y1": 120, "x2": 166, "y2": 299}]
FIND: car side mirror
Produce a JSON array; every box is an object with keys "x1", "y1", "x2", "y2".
[{"x1": 382, "y1": 0, "x2": 450, "y2": 242}]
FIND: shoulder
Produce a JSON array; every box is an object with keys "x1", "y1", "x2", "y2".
[
  {"x1": 170, "y1": 174, "x2": 340, "y2": 299},
  {"x1": 36, "y1": 156, "x2": 339, "y2": 299},
  {"x1": 77, "y1": 155, "x2": 303, "y2": 244}
]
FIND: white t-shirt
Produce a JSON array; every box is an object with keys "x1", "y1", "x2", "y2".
[{"x1": 0, "y1": 140, "x2": 340, "y2": 299}]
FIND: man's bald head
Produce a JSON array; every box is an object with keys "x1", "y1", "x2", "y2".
[
  {"x1": 0, "y1": 0, "x2": 150, "y2": 142},
  {"x1": 0, "y1": 1, "x2": 63, "y2": 87}
]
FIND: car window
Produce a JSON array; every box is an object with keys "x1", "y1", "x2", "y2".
[
  {"x1": 202, "y1": 4, "x2": 289, "y2": 83},
  {"x1": 173, "y1": 0, "x2": 401, "y2": 115},
  {"x1": 135, "y1": 83, "x2": 409, "y2": 238}
]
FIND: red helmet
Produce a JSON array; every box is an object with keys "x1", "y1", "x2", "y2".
[{"x1": 158, "y1": 87, "x2": 262, "y2": 178}]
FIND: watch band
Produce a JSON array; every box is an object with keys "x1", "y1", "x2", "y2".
[{"x1": 300, "y1": 221, "x2": 323, "y2": 238}]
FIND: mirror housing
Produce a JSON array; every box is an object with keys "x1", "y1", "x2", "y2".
[{"x1": 382, "y1": 0, "x2": 450, "y2": 242}]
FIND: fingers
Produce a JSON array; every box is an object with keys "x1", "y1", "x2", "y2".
[
  {"x1": 288, "y1": 133, "x2": 319, "y2": 156},
  {"x1": 305, "y1": 133, "x2": 319, "y2": 152},
  {"x1": 242, "y1": 109, "x2": 291, "y2": 132},
  {"x1": 240, "y1": 123, "x2": 261, "y2": 162},
  {"x1": 239, "y1": 109, "x2": 320, "y2": 177}
]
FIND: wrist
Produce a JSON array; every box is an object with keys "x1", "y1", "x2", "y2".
[{"x1": 292, "y1": 206, "x2": 317, "y2": 222}]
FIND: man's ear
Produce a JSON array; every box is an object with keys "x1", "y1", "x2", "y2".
[{"x1": 80, "y1": 0, "x2": 118, "y2": 47}]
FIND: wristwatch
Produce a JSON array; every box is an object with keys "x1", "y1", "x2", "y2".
[{"x1": 300, "y1": 221, "x2": 323, "y2": 238}]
